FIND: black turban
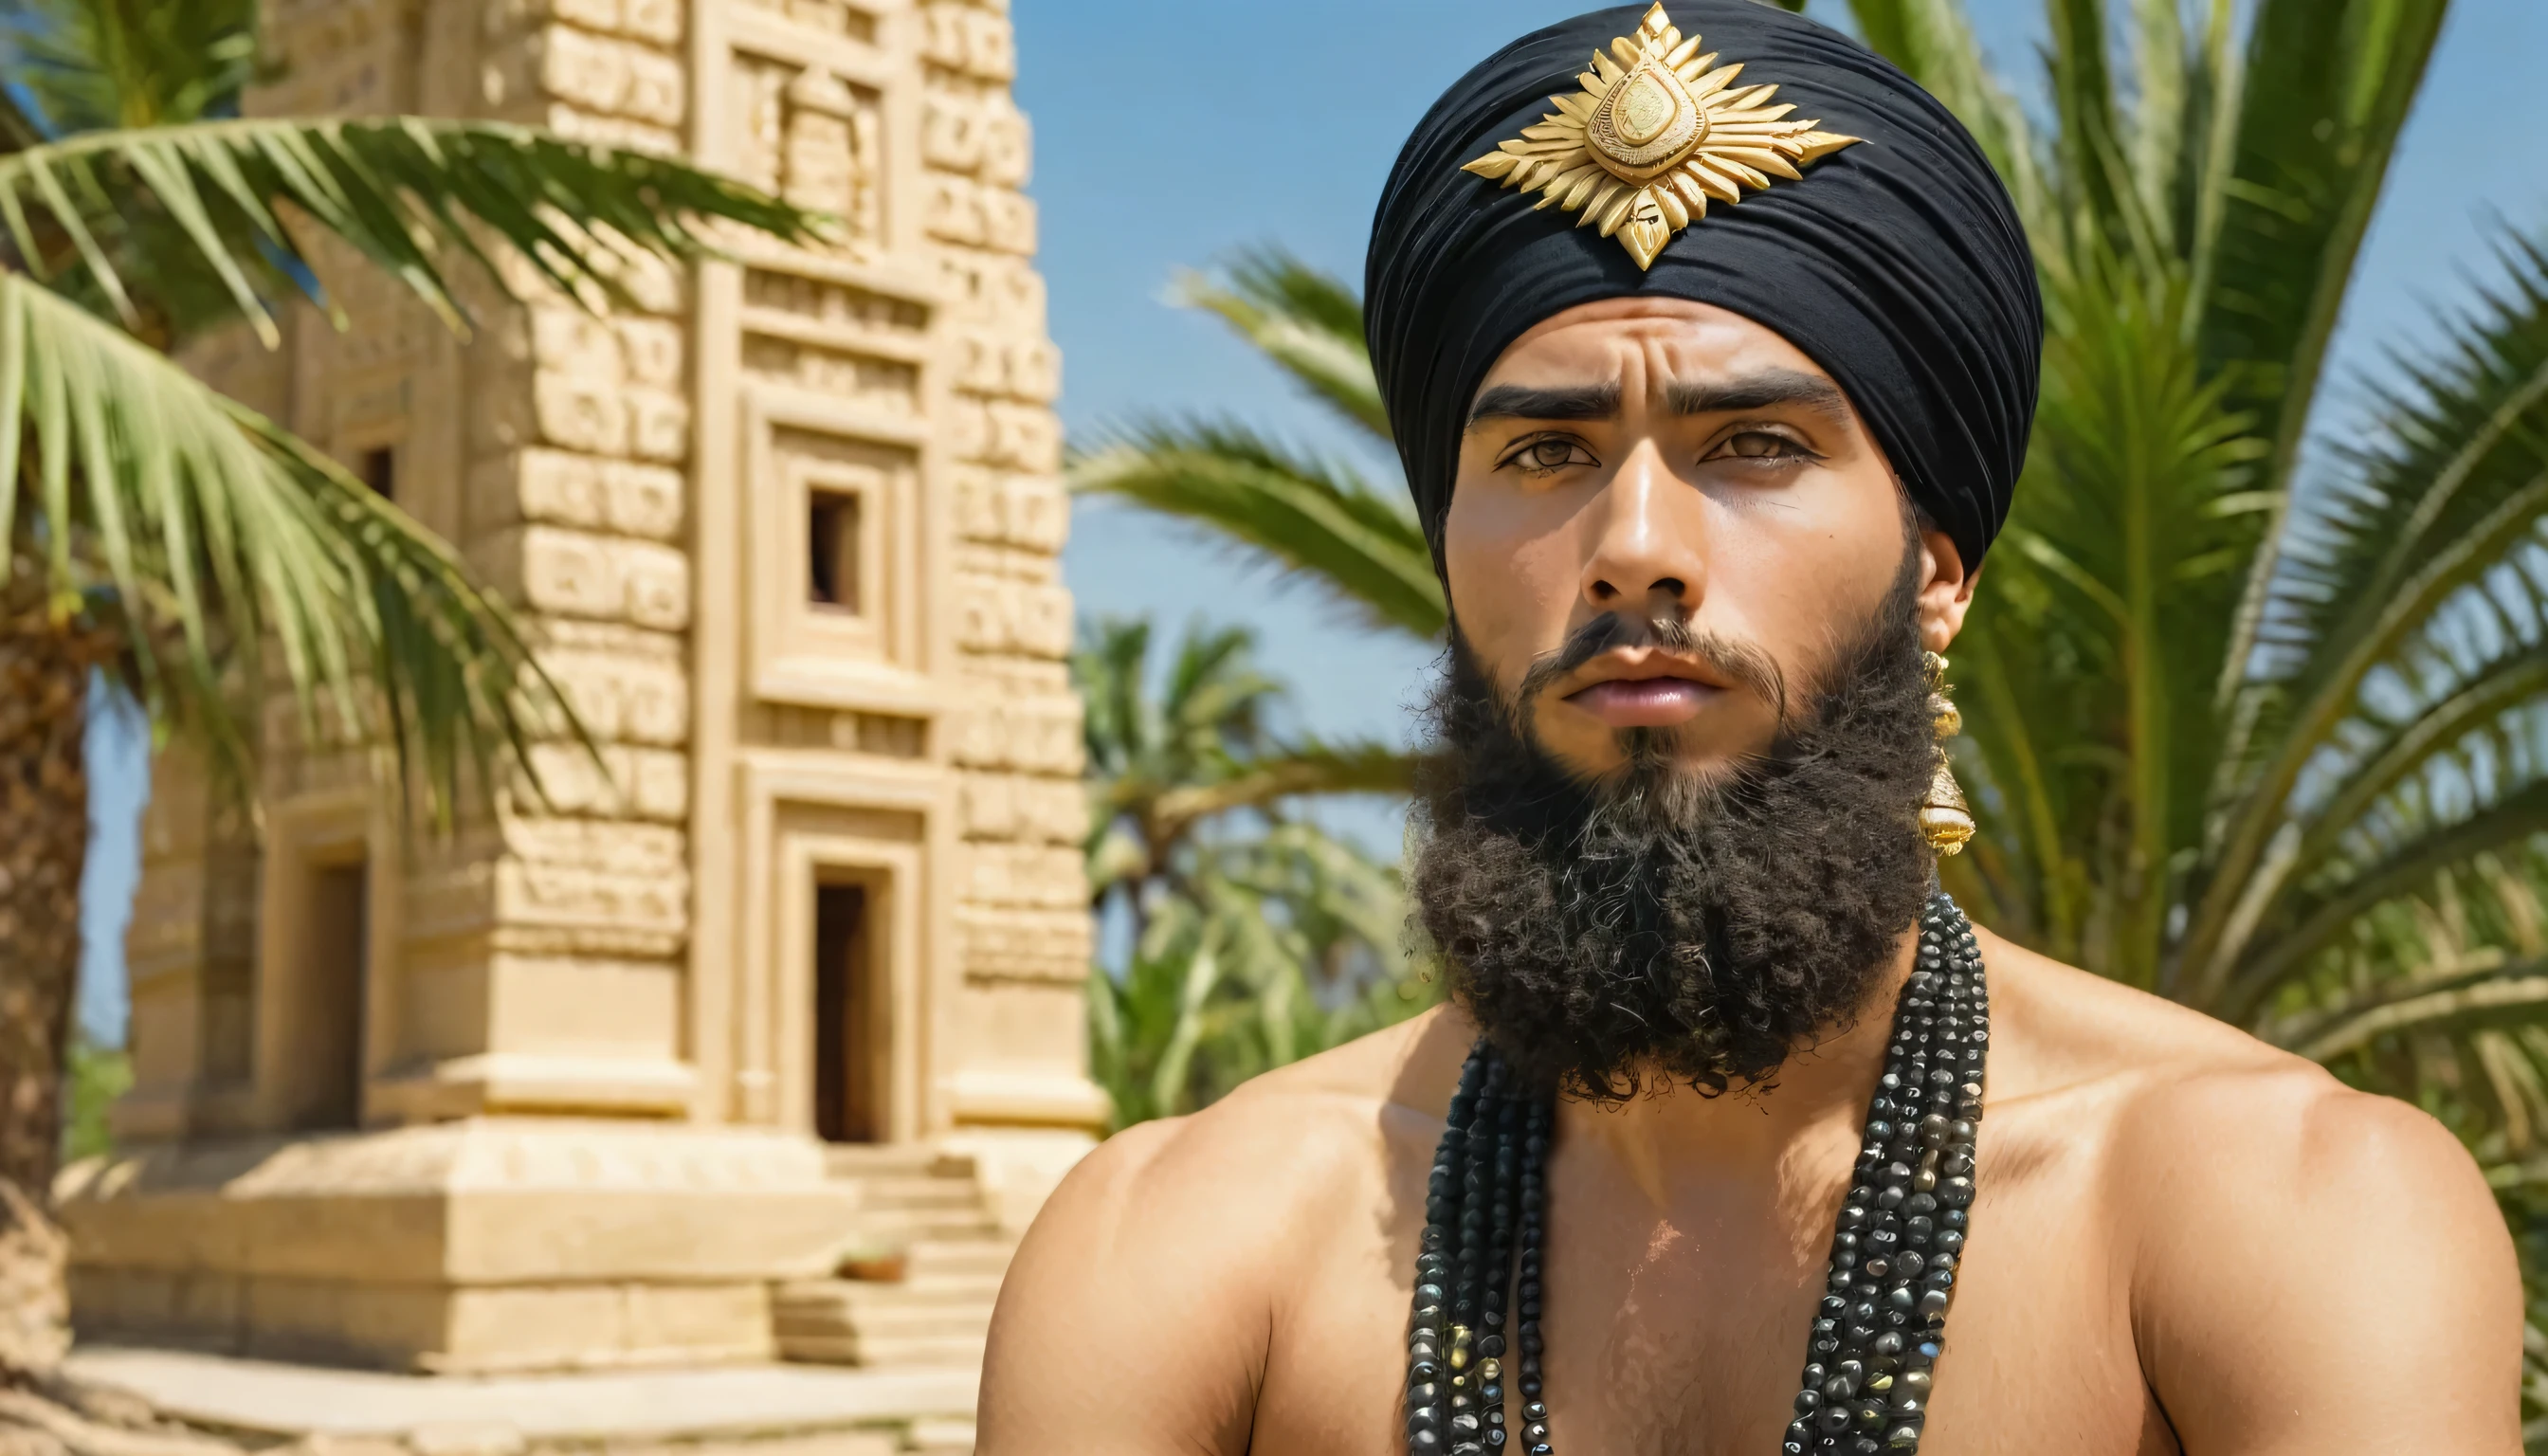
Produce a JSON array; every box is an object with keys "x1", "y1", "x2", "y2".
[{"x1": 1366, "y1": 1, "x2": 2041, "y2": 578}]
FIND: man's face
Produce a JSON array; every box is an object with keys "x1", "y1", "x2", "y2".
[{"x1": 1444, "y1": 297, "x2": 1976, "y2": 782}]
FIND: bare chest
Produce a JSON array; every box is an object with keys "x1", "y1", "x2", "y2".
[{"x1": 1247, "y1": 1112, "x2": 2178, "y2": 1456}]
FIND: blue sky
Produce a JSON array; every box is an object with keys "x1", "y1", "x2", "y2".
[{"x1": 75, "y1": 0, "x2": 2548, "y2": 1042}]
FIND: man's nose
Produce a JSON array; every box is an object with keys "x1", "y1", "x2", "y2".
[{"x1": 1580, "y1": 446, "x2": 1702, "y2": 617}]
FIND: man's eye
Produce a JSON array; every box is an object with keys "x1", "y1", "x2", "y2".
[
  {"x1": 1508, "y1": 437, "x2": 1594, "y2": 473},
  {"x1": 1720, "y1": 430, "x2": 1809, "y2": 461}
]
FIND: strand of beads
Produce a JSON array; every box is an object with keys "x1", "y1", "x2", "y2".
[
  {"x1": 1407, "y1": 1045, "x2": 1544, "y2": 1455},
  {"x1": 1784, "y1": 893, "x2": 1988, "y2": 1456},
  {"x1": 1511, "y1": 1096, "x2": 1552, "y2": 1454},
  {"x1": 1408, "y1": 1054, "x2": 1488, "y2": 1451},
  {"x1": 1477, "y1": 1093, "x2": 1519, "y2": 1450},
  {"x1": 1446, "y1": 1054, "x2": 1504, "y2": 1448}
]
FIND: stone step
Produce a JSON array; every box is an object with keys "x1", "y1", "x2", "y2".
[
  {"x1": 840, "y1": 1175, "x2": 986, "y2": 1213},
  {"x1": 833, "y1": 1209, "x2": 1006, "y2": 1248},
  {"x1": 784, "y1": 1273, "x2": 1007, "y2": 1308},
  {"x1": 909, "y1": 1417, "x2": 977, "y2": 1456},
  {"x1": 903, "y1": 1239, "x2": 1014, "y2": 1282},
  {"x1": 823, "y1": 1144, "x2": 977, "y2": 1182},
  {"x1": 784, "y1": 1143, "x2": 1010, "y2": 1373},
  {"x1": 64, "y1": 1346, "x2": 982, "y2": 1449},
  {"x1": 776, "y1": 1301, "x2": 991, "y2": 1343},
  {"x1": 772, "y1": 1270, "x2": 1001, "y2": 1373},
  {"x1": 777, "y1": 1331, "x2": 989, "y2": 1369}
]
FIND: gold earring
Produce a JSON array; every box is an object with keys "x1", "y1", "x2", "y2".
[{"x1": 1919, "y1": 651, "x2": 1975, "y2": 857}]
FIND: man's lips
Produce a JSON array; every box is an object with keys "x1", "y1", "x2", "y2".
[
  {"x1": 1563, "y1": 675, "x2": 1722, "y2": 728},
  {"x1": 1551, "y1": 646, "x2": 1740, "y2": 729}
]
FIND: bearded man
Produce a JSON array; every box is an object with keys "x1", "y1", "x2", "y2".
[{"x1": 976, "y1": 5, "x2": 2521, "y2": 1452}]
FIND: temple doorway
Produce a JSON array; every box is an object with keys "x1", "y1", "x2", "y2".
[
  {"x1": 812, "y1": 881, "x2": 884, "y2": 1143},
  {"x1": 289, "y1": 860, "x2": 368, "y2": 1130}
]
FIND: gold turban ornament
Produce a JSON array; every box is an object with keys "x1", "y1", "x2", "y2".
[{"x1": 1461, "y1": 4, "x2": 1864, "y2": 270}]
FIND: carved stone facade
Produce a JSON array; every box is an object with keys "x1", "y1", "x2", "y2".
[{"x1": 61, "y1": 0, "x2": 1096, "y2": 1375}]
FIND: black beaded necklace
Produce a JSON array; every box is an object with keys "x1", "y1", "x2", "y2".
[{"x1": 1402, "y1": 892, "x2": 1989, "y2": 1456}]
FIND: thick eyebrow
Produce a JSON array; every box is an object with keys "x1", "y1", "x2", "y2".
[
  {"x1": 1664, "y1": 369, "x2": 1854, "y2": 424},
  {"x1": 1466, "y1": 382, "x2": 1623, "y2": 428}
]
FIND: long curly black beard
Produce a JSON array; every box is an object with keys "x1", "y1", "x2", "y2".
[{"x1": 1410, "y1": 555, "x2": 1938, "y2": 1104}]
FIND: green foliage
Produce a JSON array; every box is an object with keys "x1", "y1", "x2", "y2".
[
  {"x1": 0, "y1": 0, "x2": 819, "y2": 823},
  {"x1": 1, "y1": 0, "x2": 260, "y2": 137},
  {"x1": 1072, "y1": 422, "x2": 1443, "y2": 643},
  {"x1": 1, "y1": 0, "x2": 258, "y2": 135},
  {"x1": 1077, "y1": 616, "x2": 1438, "y2": 1129},
  {"x1": 2494, "y1": 1144, "x2": 2548, "y2": 1444},
  {"x1": 1843, "y1": 3, "x2": 2548, "y2": 1134},
  {"x1": 1080, "y1": 615, "x2": 1415, "y2": 905},
  {"x1": 1069, "y1": 249, "x2": 1446, "y2": 647},
  {"x1": 0, "y1": 268, "x2": 567, "y2": 822},
  {"x1": 59, "y1": 1036, "x2": 128, "y2": 1164},
  {"x1": 1174, "y1": 250, "x2": 1390, "y2": 443},
  {"x1": 1086, "y1": 825, "x2": 1441, "y2": 1129},
  {"x1": 0, "y1": 116, "x2": 810, "y2": 350}
]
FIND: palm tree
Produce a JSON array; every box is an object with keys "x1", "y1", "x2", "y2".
[
  {"x1": 1079, "y1": 615, "x2": 1411, "y2": 928},
  {"x1": 1851, "y1": 0, "x2": 2548, "y2": 1151},
  {"x1": 1085, "y1": 824, "x2": 1438, "y2": 1129},
  {"x1": 1076, "y1": 616, "x2": 1435, "y2": 1127},
  {"x1": 0, "y1": 0, "x2": 812, "y2": 1389}
]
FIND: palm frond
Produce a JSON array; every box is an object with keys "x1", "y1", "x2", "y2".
[
  {"x1": 0, "y1": 270, "x2": 571, "y2": 823},
  {"x1": 1944, "y1": 601, "x2": 2085, "y2": 952},
  {"x1": 1956, "y1": 229, "x2": 2265, "y2": 983},
  {"x1": 1841, "y1": 0, "x2": 2045, "y2": 235},
  {"x1": 1078, "y1": 613, "x2": 1398, "y2": 845},
  {"x1": 1087, "y1": 814, "x2": 1434, "y2": 1130},
  {"x1": 0, "y1": 116, "x2": 816, "y2": 346},
  {"x1": 2122, "y1": 0, "x2": 2188, "y2": 246},
  {"x1": 1, "y1": 0, "x2": 260, "y2": 136},
  {"x1": 2262, "y1": 236, "x2": 2548, "y2": 693},
  {"x1": 2274, "y1": 955, "x2": 2548, "y2": 1064},
  {"x1": 2045, "y1": 0, "x2": 2129, "y2": 245},
  {"x1": 1070, "y1": 419, "x2": 1445, "y2": 641},
  {"x1": 1074, "y1": 609, "x2": 1433, "y2": 1127},
  {"x1": 2301, "y1": 648, "x2": 2548, "y2": 878},
  {"x1": 2227, "y1": 784, "x2": 2548, "y2": 1021},
  {"x1": 1154, "y1": 737, "x2": 1421, "y2": 830},
  {"x1": 2197, "y1": 0, "x2": 2450, "y2": 492},
  {"x1": 1174, "y1": 246, "x2": 1388, "y2": 445},
  {"x1": 2185, "y1": 234, "x2": 2548, "y2": 994},
  {"x1": 1073, "y1": 615, "x2": 1158, "y2": 782},
  {"x1": 1162, "y1": 618, "x2": 1281, "y2": 751}
]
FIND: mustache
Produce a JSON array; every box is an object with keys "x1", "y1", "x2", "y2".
[{"x1": 1512, "y1": 611, "x2": 1789, "y2": 722}]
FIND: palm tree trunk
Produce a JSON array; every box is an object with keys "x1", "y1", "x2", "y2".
[{"x1": 0, "y1": 565, "x2": 105, "y2": 1377}]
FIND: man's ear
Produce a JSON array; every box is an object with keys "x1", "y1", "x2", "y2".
[{"x1": 1916, "y1": 527, "x2": 1978, "y2": 654}]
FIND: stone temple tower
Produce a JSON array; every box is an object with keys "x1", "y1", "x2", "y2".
[{"x1": 59, "y1": 0, "x2": 1099, "y2": 1374}]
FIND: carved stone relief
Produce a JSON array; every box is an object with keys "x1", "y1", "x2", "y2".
[{"x1": 732, "y1": 55, "x2": 883, "y2": 251}]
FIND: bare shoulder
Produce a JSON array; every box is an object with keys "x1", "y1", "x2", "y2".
[
  {"x1": 1021, "y1": 1004, "x2": 1473, "y2": 1262},
  {"x1": 1975, "y1": 928, "x2": 2490, "y2": 1214},
  {"x1": 1975, "y1": 929, "x2": 2521, "y2": 1450},
  {"x1": 1976, "y1": 927, "x2": 2293, "y2": 1087},
  {"x1": 982, "y1": 1008, "x2": 1477, "y2": 1455}
]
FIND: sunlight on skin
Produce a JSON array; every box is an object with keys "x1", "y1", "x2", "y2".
[
  {"x1": 1442, "y1": 297, "x2": 1977, "y2": 782},
  {"x1": 979, "y1": 289, "x2": 2529, "y2": 1456}
]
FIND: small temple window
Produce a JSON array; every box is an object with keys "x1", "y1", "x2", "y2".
[
  {"x1": 809, "y1": 489, "x2": 862, "y2": 610},
  {"x1": 359, "y1": 446, "x2": 396, "y2": 500}
]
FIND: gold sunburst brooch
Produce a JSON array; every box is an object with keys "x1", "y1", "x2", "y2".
[{"x1": 1462, "y1": 4, "x2": 1864, "y2": 270}]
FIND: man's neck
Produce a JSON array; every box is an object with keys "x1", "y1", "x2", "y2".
[{"x1": 1552, "y1": 925, "x2": 1920, "y2": 1197}]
